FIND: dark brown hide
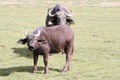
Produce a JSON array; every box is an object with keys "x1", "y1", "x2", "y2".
[
  {"x1": 18, "y1": 25, "x2": 74, "y2": 74},
  {"x1": 40, "y1": 25, "x2": 74, "y2": 53}
]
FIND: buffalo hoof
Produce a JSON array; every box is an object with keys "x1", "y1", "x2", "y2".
[
  {"x1": 62, "y1": 67, "x2": 70, "y2": 72},
  {"x1": 62, "y1": 69, "x2": 69, "y2": 72},
  {"x1": 44, "y1": 71, "x2": 48, "y2": 74},
  {"x1": 32, "y1": 70, "x2": 37, "y2": 73},
  {"x1": 44, "y1": 68, "x2": 49, "y2": 74}
]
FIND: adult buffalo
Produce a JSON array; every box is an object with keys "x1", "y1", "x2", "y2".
[
  {"x1": 46, "y1": 4, "x2": 74, "y2": 26},
  {"x1": 17, "y1": 25, "x2": 74, "y2": 74}
]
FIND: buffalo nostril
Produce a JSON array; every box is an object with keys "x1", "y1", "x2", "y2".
[
  {"x1": 30, "y1": 46, "x2": 34, "y2": 49},
  {"x1": 29, "y1": 46, "x2": 34, "y2": 50}
]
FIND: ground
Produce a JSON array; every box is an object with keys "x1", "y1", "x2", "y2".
[{"x1": 0, "y1": 0, "x2": 120, "y2": 80}]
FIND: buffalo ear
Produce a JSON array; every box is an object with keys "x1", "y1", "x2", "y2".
[{"x1": 17, "y1": 38, "x2": 27, "y2": 45}]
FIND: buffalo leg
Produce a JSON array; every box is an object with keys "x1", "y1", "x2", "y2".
[
  {"x1": 63, "y1": 46, "x2": 73, "y2": 72},
  {"x1": 43, "y1": 53, "x2": 49, "y2": 74},
  {"x1": 33, "y1": 54, "x2": 38, "y2": 73}
]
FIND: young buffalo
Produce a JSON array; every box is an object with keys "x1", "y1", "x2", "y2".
[{"x1": 17, "y1": 25, "x2": 74, "y2": 74}]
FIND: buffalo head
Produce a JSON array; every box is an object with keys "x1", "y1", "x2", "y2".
[
  {"x1": 17, "y1": 29, "x2": 46, "y2": 51},
  {"x1": 46, "y1": 4, "x2": 74, "y2": 26},
  {"x1": 48, "y1": 4, "x2": 74, "y2": 17}
]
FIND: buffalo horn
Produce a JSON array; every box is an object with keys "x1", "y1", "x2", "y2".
[
  {"x1": 25, "y1": 30, "x2": 28, "y2": 36},
  {"x1": 48, "y1": 8, "x2": 56, "y2": 17},
  {"x1": 36, "y1": 29, "x2": 41, "y2": 37},
  {"x1": 63, "y1": 7, "x2": 74, "y2": 16}
]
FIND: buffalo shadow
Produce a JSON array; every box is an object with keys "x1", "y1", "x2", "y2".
[
  {"x1": 12, "y1": 47, "x2": 33, "y2": 58},
  {"x1": 0, "y1": 66, "x2": 61, "y2": 76},
  {"x1": 8, "y1": 47, "x2": 61, "y2": 76}
]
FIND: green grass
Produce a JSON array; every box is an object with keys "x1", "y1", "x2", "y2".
[{"x1": 0, "y1": 0, "x2": 120, "y2": 80}]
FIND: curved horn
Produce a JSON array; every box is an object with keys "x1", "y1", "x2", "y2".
[
  {"x1": 36, "y1": 29, "x2": 41, "y2": 37},
  {"x1": 48, "y1": 8, "x2": 56, "y2": 17},
  {"x1": 63, "y1": 7, "x2": 74, "y2": 16},
  {"x1": 25, "y1": 30, "x2": 28, "y2": 36}
]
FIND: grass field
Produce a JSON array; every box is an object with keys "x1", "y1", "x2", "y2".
[{"x1": 0, "y1": 0, "x2": 120, "y2": 80}]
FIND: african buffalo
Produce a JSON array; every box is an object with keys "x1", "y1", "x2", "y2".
[
  {"x1": 17, "y1": 25, "x2": 74, "y2": 74},
  {"x1": 46, "y1": 4, "x2": 74, "y2": 26}
]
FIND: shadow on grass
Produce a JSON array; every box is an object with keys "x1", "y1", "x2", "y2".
[
  {"x1": 12, "y1": 47, "x2": 33, "y2": 58},
  {"x1": 0, "y1": 66, "x2": 61, "y2": 76},
  {"x1": 9, "y1": 47, "x2": 61, "y2": 76}
]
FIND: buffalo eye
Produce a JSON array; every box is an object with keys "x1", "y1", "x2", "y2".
[
  {"x1": 38, "y1": 40, "x2": 44, "y2": 42},
  {"x1": 38, "y1": 39, "x2": 46, "y2": 44}
]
